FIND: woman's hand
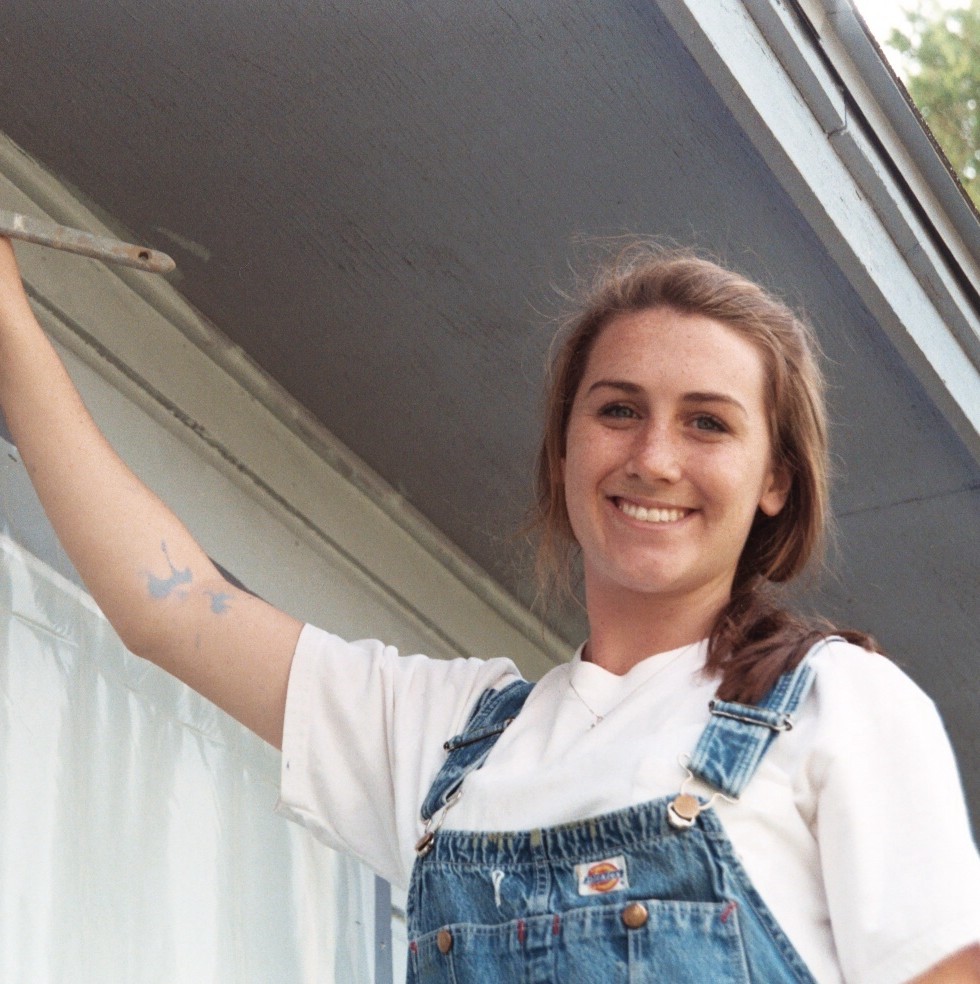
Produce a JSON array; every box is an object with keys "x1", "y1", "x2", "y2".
[{"x1": 0, "y1": 236, "x2": 302, "y2": 747}]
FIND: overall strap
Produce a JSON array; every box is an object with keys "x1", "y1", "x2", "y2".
[
  {"x1": 688, "y1": 637, "x2": 841, "y2": 799},
  {"x1": 420, "y1": 679, "x2": 535, "y2": 822}
]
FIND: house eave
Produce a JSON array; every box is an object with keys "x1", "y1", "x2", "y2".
[{"x1": 658, "y1": 0, "x2": 980, "y2": 461}]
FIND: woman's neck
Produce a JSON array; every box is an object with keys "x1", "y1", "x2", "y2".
[{"x1": 582, "y1": 580, "x2": 727, "y2": 675}]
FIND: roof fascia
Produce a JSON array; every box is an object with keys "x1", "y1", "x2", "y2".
[
  {"x1": 657, "y1": 0, "x2": 980, "y2": 460},
  {"x1": 806, "y1": 0, "x2": 980, "y2": 264}
]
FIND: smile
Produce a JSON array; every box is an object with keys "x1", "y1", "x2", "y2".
[{"x1": 615, "y1": 499, "x2": 691, "y2": 524}]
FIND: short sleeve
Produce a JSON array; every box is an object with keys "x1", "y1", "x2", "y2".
[
  {"x1": 800, "y1": 643, "x2": 980, "y2": 983},
  {"x1": 275, "y1": 624, "x2": 521, "y2": 887}
]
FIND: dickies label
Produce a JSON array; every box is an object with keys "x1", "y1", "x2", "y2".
[{"x1": 575, "y1": 856, "x2": 629, "y2": 896}]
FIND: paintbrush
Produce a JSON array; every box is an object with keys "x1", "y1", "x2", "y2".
[{"x1": 0, "y1": 209, "x2": 175, "y2": 274}]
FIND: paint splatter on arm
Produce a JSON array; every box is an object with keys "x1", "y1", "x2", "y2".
[
  {"x1": 145, "y1": 541, "x2": 235, "y2": 615},
  {"x1": 145, "y1": 540, "x2": 193, "y2": 599},
  {"x1": 204, "y1": 590, "x2": 232, "y2": 614}
]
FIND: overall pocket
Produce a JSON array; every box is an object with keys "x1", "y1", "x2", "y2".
[{"x1": 409, "y1": 898, "x2": 750, "y2": 984}]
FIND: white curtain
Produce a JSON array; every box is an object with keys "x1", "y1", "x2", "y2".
[{"x1": 0, "y1": 534, "x2": 376, "y2": 983}]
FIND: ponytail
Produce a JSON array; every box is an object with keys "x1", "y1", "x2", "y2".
[{"x1": 707, "y1": 581, "x2": 878, "y2": 704}]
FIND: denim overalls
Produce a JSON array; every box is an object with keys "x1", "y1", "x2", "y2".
[{"x1": 406, "y1": 641, "x2": 834, "y2": 983}]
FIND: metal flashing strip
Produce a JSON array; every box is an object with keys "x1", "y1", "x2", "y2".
[
  {"x1": 806, "y1": 0, "x2": 980, "y2": 261},
  {"x1": 779, "y1": 0, "x2": 980, "y2": 361},
  {"x1": 658, "y1": 0, "x2": 980, "y2": 461}
]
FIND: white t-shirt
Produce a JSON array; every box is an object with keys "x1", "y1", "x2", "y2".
[{"x1": 276, "y1": 625, "x2": 980, "y2": 984}]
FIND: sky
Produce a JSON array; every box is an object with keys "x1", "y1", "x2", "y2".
[
  {"x1": 852, "y1": 0, "x2": 910, "y2": 41},
  {"x1": 852, "y1": 0, "x2": 968, "y2": 45}
]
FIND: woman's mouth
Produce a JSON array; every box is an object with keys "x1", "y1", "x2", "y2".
[{"x1": 615, "y1": 499, "x2": 691, "y2": 524}]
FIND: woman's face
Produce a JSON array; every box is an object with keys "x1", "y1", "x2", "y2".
[{"x1": 562, "y1": 307, "x2": 788, "y2": 613}]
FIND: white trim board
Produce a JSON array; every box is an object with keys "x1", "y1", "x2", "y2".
[
  {"x1": 0, "y1": 134, "x2": 566, "y2": 677},
  {"x1": 659, "y1": 0, "x2": 980, "y2": 461}
]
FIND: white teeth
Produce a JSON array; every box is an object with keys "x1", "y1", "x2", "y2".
[{"x1": 618, "y1": 501, "x2": 687, "y2": 524}]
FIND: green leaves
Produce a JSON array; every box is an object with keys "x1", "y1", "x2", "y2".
[{"x1": 888, "y1": 0, "x2": 980, "y2": 206}]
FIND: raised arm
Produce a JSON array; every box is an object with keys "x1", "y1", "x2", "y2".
[{"x1": 0, "y1": 238, "x2": 302, "y2": 747}]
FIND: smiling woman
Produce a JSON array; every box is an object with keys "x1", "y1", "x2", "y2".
[
  {"x1": 0, "y1": 236, "x2": 977, "y2": 983},
  {"x1": 533, "y1": 245, "x2": 837, "y2": 701},
  {"x1": 561, "y1": 308, "x2": 791, "y2": 672}
]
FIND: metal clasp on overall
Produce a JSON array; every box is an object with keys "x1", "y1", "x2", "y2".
[
  {"x1": 667, "y1": 790, "x2": 703, "y2": 830},
  {"x1": 415, "y1": 788, "x2": 463, "y2": 857},
  {"x1": 667, "y1": 758, "x2": 736, "y2": 831}
]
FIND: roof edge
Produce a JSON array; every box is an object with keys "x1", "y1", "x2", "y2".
[{"x1": 657, "y1": 0, "x2": 980, "y2": 461}]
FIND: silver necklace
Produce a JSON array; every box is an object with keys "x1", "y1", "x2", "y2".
[
  {"x1": 567, "y1": 678, "x2": 608, "y2": 728},
  {"x1": 567, "y1": 642, "x2": 698, "y2": 729}
]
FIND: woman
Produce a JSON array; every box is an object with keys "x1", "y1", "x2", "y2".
[{"x1": 0, "y1": 237, "x2": 977, "y2": 982}]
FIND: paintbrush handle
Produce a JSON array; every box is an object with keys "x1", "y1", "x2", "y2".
[{"x1": 0, "y1": 209, "x2": 176, "y2": 274}]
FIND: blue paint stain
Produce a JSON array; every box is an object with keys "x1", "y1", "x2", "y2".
[
  {"x1": 205, "y1": 591, "x2": 232, "y2": 614},
  {"x1": 146, "y1": 541, "x2": 193, "y2": 599}
]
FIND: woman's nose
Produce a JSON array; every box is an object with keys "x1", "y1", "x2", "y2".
[{"x1": 626, "y1": 423, "x2": 683, "y2": 483}]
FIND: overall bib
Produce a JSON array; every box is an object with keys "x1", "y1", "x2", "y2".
[{"x1": 406, "y1": 641, "x2": 834, "y2": 983}]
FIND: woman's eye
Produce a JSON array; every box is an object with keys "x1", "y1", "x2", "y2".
[
  {"x1": 692, "y1": 414, "x2": 726, "y2": 433},
  {"x1": 598, "y1": 403, "x2": 637, "y2": 420}
]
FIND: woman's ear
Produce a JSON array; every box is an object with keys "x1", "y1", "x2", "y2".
[{"x1": 759, "y1": 464, "x2": 791, "y2": 517}]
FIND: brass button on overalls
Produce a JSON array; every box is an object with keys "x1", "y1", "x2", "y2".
[
  {"x1": 621, "y1": 901, "x2": 649, "y2": 928},
  {"x1": 437, "y1": 928, "x2": 453, "y2": 954}
]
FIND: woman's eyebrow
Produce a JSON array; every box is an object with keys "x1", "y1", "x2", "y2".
[
  {"x1": 682, "y1": 392, "x2": 749, "y2": 417},
  {"x1": 585, "y1": 379, "x2": 643, "y2": 395}
]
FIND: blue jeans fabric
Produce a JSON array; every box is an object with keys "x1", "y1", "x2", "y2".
[{"x1": 406, "y1": 641, "x2": 837, "y2": 983}]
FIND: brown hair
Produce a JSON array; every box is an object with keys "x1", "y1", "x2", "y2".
[{"x1": 532, "y1": 242, "x2": 875, "y2": 703}]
